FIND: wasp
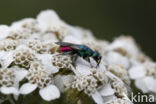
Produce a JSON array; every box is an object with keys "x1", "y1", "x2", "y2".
[{"x1": 55, "y1": 42, "x2": 102, "y2": 67}]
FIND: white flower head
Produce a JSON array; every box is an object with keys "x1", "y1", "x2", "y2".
[
  {"x1": 144, "y1": 61, "x2": 156, "y2": 77},
  {"x1": 11, "y1": 18, "x2": 40, "y2": 34},
  {"x1": 26, "y1": 61, "x2": 53, "y2": 88},
  {"x1": 107, "y1": 64, "x2": 130, "y2": 85},
  {"x1": 105, "y1": 51, "x2": 130, "y2": 69},
  {"x1": 110, "y1": 78, "x2": 128, "y2": 98},
  {"x1": 54, "y1": 75, "x2": 74, "y2": 92},
  {"x1": 109, "y1": 36, "x2": 140, "y2": 58},
  {"x1": 0, "y1": 68, "x2": 21, "y2": 95},
  {"x1": 129, "y1": 60, "x2": 156, "y2": 94},
  {"x1": 0, "y1": 68, "x2": 15, "y2": 87},
  {"x1": 13, "y1": 46, "x2": 37, "y2": 68},
  {"x1": 51, "y1": 54, "x2": 73, "y2": 70},
  {"x1": 27, "y1": 39, "x2": 49, "y2": 53},
  {"x1": 37, "y1": 10, "x2": 68, "y2": 40},
  {"x1": 0, "y1": 39, "x2": 18, "y2": 51},
  {"x1": 20, "y1": 61, "x2": 60, "y2": 101},
  {"x1": 7, "y1": 29, "x2": 30, "y2": 40},
  {"x1": 72, "y1": 74, "x2": 98, "y2": 95}
]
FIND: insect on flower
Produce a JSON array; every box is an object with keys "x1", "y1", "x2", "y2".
[{"x1": 55, "y1": 42, "x2": 102, "y2": 67}]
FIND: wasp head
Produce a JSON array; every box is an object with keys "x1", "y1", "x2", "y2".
[{"x1": 92, "y1": 51, "x2": 102, "y2": 67}]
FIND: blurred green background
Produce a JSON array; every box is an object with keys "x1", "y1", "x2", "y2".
[{"x1": 0, "y1": 0, "x2": 156, "y2": 60}]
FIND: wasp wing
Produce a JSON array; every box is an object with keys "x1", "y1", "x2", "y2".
[{"x1": 55, "y1": 42, "x2": 83, "y2": 50}]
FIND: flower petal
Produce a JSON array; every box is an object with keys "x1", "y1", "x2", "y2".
[
  {"x1": 54, "y1": 75, "x2": 74, "y2": 92},
  {"x1": 129, "y1": 65, "x2": 146, "y2": 79},
  {"x1": 0, "y1": 86, "x2": 19, "y2": 95},
  {"x1": 39, "y1": 85, "x2": 60, "y2": 101},
  {"x1": 106, "y1": 52, "x2": 130, "y2": 69},
  {"x1": 20, "y1": 83, "x2": 37, "y2": 94},
  {"x1": 135, "y1": 78, "x2": 149, "y2": 93},
  {"x1": 99, "y1": 84, "x2": 114, "y2": 96},
  {"x1": 76, "y1": 64, "x2": 92, "y2": 75},
  {"x1": 143, "y1": 76, "x2": 156, "y2": 93},
  {"x1": 0, "y1": 51, "x2": 14, "y2": 68},
  {"x1": 37, "y1": 54, "x2": 59, "y2": 73},
  {"x1": 14, "y1": 67, "x2": 28, "y2": 82},
  {"x1": 0, "y1": 25, "x2": 10, "y2": 40},
  {"x1": 54, "y1": 75, "x2": 64, "y2": 92},
  {"x1": 91, "y1": 91, "x2": 103, "y2": 104},
  {"x1": 37, "y1": 10, "x2": 61, "y2": 32},
  {"x1": 63, "y1": 35, "x2": 82, "y2": 44}
]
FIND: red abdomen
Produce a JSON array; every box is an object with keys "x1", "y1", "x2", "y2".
[{"x1": 58, "y1": 46, "x2": 73, "y2": 52}]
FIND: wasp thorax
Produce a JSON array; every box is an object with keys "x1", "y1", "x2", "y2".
[
  {"x1": 83, "y1": 40, "x2": 104, "y2": 54},
  {"x1": 0, "y1": 68, "x2": 15, "y2": 87},
  {"x1": 51, "y1": 55, "x2": 73, "y2": 70},
  {"x1": 13, "y1": 48, "x2": 37, "y2": 68},
  {"x1": 27, "y1": 61, "x2": 53, "y2": 88}
]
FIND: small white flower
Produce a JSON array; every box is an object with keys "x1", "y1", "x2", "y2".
[
  {"x1": 7, "y1": 29, "x2": 30, "y2": 40},
  {"x1": 0, "y1": 67, "x2": 26, "y2": 96},
  {"x1": 54, "y1": 75, "x2": 74, "y2": 92},
  {"x1": 107, "y1": 64, "x2": 130, "y2": 85},
  {"x1": 13, "y1": 46, "x2": 37, "y2": 68},
  {"x1": 72, "y1": 58, "x2": 120, "y2": 104},
  {"x1": 129, "y1": 65, "x2": 146, "y2": 79},
  {"x1": 72, "y1": 75, "x2": 98, "y2": 95},
  {"x1": 51, "y1": 54, "x2": 73, "y2": 70},
  {"x1": 36, "y1": 54, "x2": 59, "y2": 73},
  {"x1": 105, "y1": 51, "x2": 130, "y2": 69},
  {"x1": 108, "y1": 36, "x2": 140, "y2": 58},
  {"x1": 20, "y1": 61, "x2": 60, "y2": 101},
  {"x1": 37, "y1": 10, "x2": 68, "y2": 40},
  {"x1": 27, "y1": 39, "x2": 49, "y2": 53},
  {"x1": 144, "y1": 61, "x2": 156, "y2": 77},
  {"x1": 0, "y1": 39, "x2": 18, "y2": 51},
  {"x1": 11, "y1": 18, "x2": 40, "y2": 34},
  {"x1": 129, "y1": 60, "x2": 156, "y2": 94},
  {"x1": 106, "y1": 71, "x2": 130, "y2": 99}
]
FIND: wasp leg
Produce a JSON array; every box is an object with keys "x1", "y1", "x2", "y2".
[
  {"x1": 84, "y1": 57, "x2": 93, "y2": 68},
  {"x1": 73, "y1": 54, "x2": 78, "y2": 62}
]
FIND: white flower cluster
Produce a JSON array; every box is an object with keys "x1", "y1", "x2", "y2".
[
  {"x1": 72, "y1": 74, "x2": 98, "y2": 95},
  {"x1": 0, "y1": 9, "x2": 155, "y2": 104},
  {"x1": 105, "y1": 98, "x2": 131, "y2": 104},
  {"x1": 51, "y1": 54, "x2": 73, "y2": 70},
  {"x1": 13, "y1": 47, "x2": 37, "y2": 68},
  {"x1": 0, "y1": 68, "x2": 15, "y2": 87}
]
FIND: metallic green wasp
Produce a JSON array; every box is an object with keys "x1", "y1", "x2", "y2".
[{"x1": 55, "y1": 42, "x2": 102, "y2": 67}]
